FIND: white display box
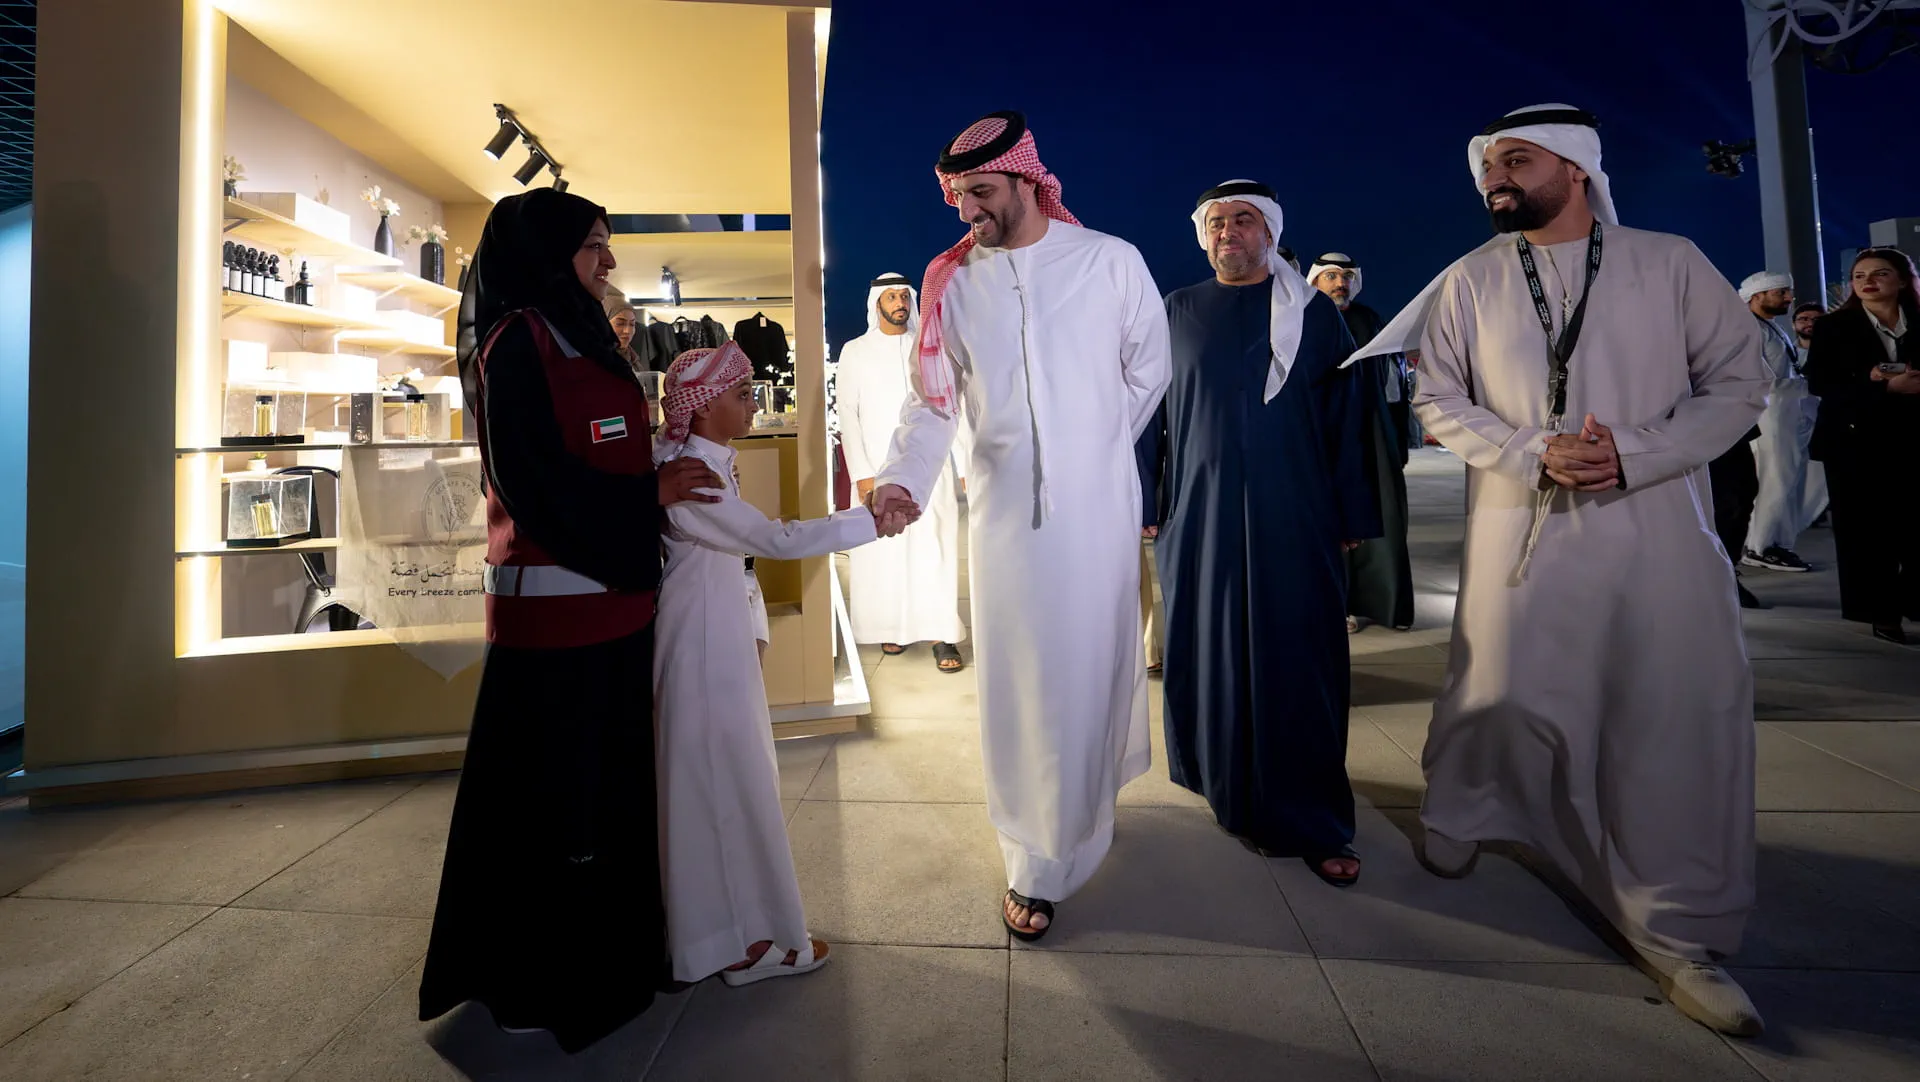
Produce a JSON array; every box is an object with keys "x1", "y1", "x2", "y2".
[
  {"x1": 329, "y1": 282, "x2": 378, "y2": 317},
  {"x1": 236, "y1": 191, "x2": 351, "y2": 245},
  {"x1": 375, "y1": 308, "x2": 446, "y2": 347},
  {"x1": 224, "y1": 338, "x2": 271, "y2": 384},
  {"x1": 267, "y1": 351, "x2": 380, "y2": 394}
]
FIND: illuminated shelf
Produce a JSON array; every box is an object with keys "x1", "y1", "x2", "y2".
[
  {"x1": 221, "y1": 290, "x2": 385, "y2": 331},
  {"x1": 223, "y1": 198, "x2": 402, "y2": 266},
  {"x1": 336, "y1": 267, "x2": 463, "y2": 311},
  {"x1": 176, "y1": 539, "x2": 338, "y2": 559},
  {"x1": 180, "y1": 623, "x2": 486, "y2": 659},
  {"x1": 333, "y1": 330, "x2": 458, "y2": 358},
  {"x1": 174, "y1": 441, "x2": 477, "y2": 454}
]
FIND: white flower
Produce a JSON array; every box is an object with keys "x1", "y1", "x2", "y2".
[
  {"x1": 381, "y1": 198, "x2": 401, "y2": 218},
  {"x1": 360, "y1": 185, "x2": 382, "y2": 206},
  {"x1": 428, "y1": 225, "x2": 450, "y2": 245}
]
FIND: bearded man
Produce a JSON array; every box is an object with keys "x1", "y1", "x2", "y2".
[
  {"x1": 1355, "y1": 104, "x2": 1769, "y2": 1036},
  {"x1": 1151, "y1": 180, "x2": 1379, "y2": 887},
  {"x1": 869, "y1": 112, "x2": 1170, "y2": 940}
]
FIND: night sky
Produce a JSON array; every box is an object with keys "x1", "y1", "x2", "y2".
[{"x1": 818, "y1": 0, "x2": 1918, "y2": 356}]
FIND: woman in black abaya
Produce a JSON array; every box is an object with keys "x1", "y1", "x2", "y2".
[{"x1": 418, "y1": 189, "x2": 718, "y2": 1052}]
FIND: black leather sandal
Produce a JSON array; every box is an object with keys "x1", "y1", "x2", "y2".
[
  {"x1": 1305, "y1": 847, "x2": 1361, "y2": 889},
  {"x1": 1003, "y1": 889, "x2": 1054, "y2": 942},
  {"x1": 933, "y1": 643, "x2": 964, "y2": 672}
]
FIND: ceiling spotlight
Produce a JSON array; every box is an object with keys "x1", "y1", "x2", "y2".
[
  {"x1": 483, "y1": 119, "x2": 517, "y2": 160},
  {"x1": 550, "y1": 170, "x2": 568, "y2": 194},
  {"x1": 513, "y1": 151, "x2": 548, "y2": 186},
  {"x1": 1704, "y1": 139, "x2": 1755, "y2": 179},
  {"x1": 658, "y1": 266, "x2": 681, "y2": 306}
]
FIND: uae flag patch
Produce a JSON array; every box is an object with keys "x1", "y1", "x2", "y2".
[{"x1": 590, "y1": 416, "x2": 628, "y2": 443}]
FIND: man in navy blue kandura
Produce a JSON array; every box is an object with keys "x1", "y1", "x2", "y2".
[{"x1": 1139, "y1": 179, "x2": 1379, "y2": 887}]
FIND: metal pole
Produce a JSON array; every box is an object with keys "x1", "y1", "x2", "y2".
[{"x1": 1745, "y1": 2, "x2": 1827, "y2": 298}]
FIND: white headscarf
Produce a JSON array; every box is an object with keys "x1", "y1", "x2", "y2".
[
  {"x1": 1739, "y1": 270, "x2": 1792, "y2": 301},
  {"x1": 1306, "y1": 253, "x2": 1364, "y2": 304},
  {"x1": 1191, "y1": 179, "x2": 1315, "y2": 400},
  {"x1": 864, "y1": 273, "x2": 918, "y2": 337},
  {"x1": 1349, "y1": 104, "x2": 1617, "y2": 366}
]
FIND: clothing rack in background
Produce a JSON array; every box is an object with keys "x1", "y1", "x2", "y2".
[{"x1": 629, "y1": 296, "x2": 795, "y2": 308}]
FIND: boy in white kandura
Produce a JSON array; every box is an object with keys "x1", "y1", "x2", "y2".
[{"x1": 651, "y1": 341, "x2": 911, "y2": 986}]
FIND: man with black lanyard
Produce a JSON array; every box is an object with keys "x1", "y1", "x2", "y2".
[{"x1": 1357, "y1": 104, "x2": 1771, "y2": 1037}]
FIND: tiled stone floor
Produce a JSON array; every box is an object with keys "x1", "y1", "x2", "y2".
[{"x1": 2, "y1": 450, "x2": 1916, "y2": 1079}]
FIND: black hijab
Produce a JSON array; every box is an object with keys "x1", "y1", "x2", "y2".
[{"x1": 456, "y1": 189, "x2": 631, "y2": 395}]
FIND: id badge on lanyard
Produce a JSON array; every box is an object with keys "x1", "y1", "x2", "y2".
[{"x1": 1514, "y1": 219, "x2": 1605, "y2": 433}]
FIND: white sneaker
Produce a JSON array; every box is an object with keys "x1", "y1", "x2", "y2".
[
  {"x1": 1417, "y1": 828, "x2": 1479, "y2": 878},
  {"x1": 1638, "y1": 952, "x2": 1765, "y2": 1037}
]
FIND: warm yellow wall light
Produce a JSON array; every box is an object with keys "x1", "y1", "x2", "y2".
[{"x1": 178, "y1": 0, "x2": 222, "y2": 651}]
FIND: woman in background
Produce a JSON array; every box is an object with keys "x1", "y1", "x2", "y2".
[{"x1": 1803, "y1": 247, "x2": 1920, "y2": 645}]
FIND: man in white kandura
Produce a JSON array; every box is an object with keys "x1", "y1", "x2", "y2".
[
  {"x1": 1737, "y1": 271, "x2": 1820, "y2": 574},
  {"x1": 837, "y1": 273, "x2": 968, "y2": 673},
  {"x1": 870, "y1": 110, "x2": 1171, "y2": 940},
  {"x1": 1351, "y1": 103, "x2": 1769, "y2": 1036}
]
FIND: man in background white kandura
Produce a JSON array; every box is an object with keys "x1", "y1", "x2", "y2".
[{"x1": 837, "y1": 273, "x2": 967, "y2": 673}]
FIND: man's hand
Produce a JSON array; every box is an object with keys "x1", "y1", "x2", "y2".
[
  {"x1": 1886, "y1": 370, "x2": 1920, "y2": 395},
  {"x1": 1142, "y1": 526, "x2": 1159, "y2": 540},
  {"x1": 1541, "y1": 413, "x2": 1622, "y2": 492},
  {"x1": 1340, "y1": 540, "x2": 1362, "y2": 552},
  {"x1": 856, "y1": 477, "x2": 875, "y2": 501},
  {"x1": 867, "y1": 483, "x2": 922, "y2": 537},
  {"x1": 657, "y1": 458, "x2": 723, "y2": 505}
]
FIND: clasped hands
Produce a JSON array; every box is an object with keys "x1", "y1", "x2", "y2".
[
  {"x1": 864, "y1": 483, "x2": 923, "y2": 537},
  {"x1": 1541, "y1": 412, "x2": 1623, "y2": 492}
]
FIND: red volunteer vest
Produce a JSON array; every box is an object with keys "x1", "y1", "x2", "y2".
[{"x1": 472, "y1": 309, "x2": 656, "y2": 649}]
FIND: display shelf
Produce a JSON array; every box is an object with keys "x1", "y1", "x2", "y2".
[
  {"x1": 333, "y1": 329, "x2": 458, "y2": 358},
  {"x1": 336, "y1": 267, "x2": 463, "y2": 312},
  {"x1": 176, "y1": 539, "x2": 338, "y2": 559},
  {"x1": 175, "y1": 441, "x2": 477, "y2": 454},
  {"x1": 223, "y1": 198, "x2": 402, "y2": 266},
  {"x1": 181, "y1": 624, "x2": 486, "y2": 658},
  {"x1": 222, "y1": 290, "x2": 387, "y2": 331}
]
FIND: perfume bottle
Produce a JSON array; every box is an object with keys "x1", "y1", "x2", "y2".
[
  {"x1": 238, "y1": 249, "x2": 253, "y2": 295},
  {"x1": 267, "y1": 255, "x2": 282, "y2": 301},
  {"x1": 227, "y1": 243, "x2": 244, "y2": 292},
  {"x1": 221, "y1": 242, "x2": 234, "y2": 292},
  {"x1": 249, "y1": 493, "x2": 281, "y2": 537},
  {"x1": 249, "y1": 249, "x2": 264, "y2": 296},
  {"x1": 293, "y1": 261, "x2": 312, "y2": 306},
  {"x1": 404, "y1": 391, "x2": 429, "y2": 441},
  {"x1": 252, "y1": 394, "x2": 275, "y2": 438}
]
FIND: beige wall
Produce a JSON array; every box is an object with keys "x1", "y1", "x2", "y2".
[{"x1": 29, "y1": 0, "x2": 199, "y2": 769}]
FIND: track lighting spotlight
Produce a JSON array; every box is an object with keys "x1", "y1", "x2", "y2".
[
  {"x1": 551, "y1": 171, "x2": 568, "y2": 194},
  {"x1": 483, "y1": 119, "x2": 517, "y2": 160},
  {"x1": 513, "y1": 151, "x2": 548, "y2": 186}
]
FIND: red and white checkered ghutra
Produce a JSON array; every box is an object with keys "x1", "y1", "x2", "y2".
[{"x1": 661, "y1": 341, "x2": 753, "y2": 442}]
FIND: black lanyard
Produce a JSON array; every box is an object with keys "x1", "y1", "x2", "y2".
[{"x1": 1515, "y1": 219, "x2": 1604, "y2": 422}]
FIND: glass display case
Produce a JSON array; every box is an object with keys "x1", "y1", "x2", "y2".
[
  {"x1": 380, "y1": 392, "x2": 451, "y2": 443},
  {"x1": 220, "y1": 383, "x2": 308, "y2": 446},
  {"x1": 221, "y1": 472, "x2": 313, "y2": 547}
]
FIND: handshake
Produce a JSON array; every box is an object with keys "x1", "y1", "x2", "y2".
[{"x1": 864, "y1": 483, "x2": 923, "y2": 538}]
